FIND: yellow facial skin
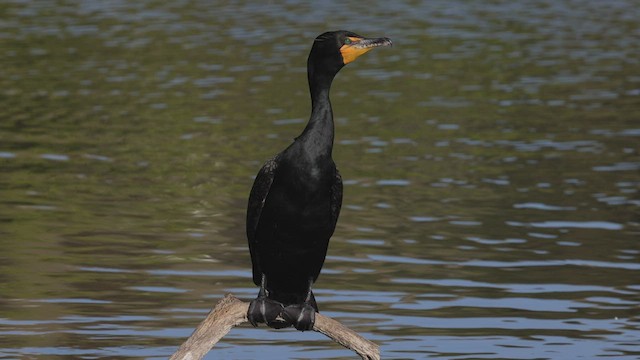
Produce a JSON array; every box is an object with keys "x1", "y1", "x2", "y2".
[
  {"x1": 339, "y1": 37, "x2": 374, "y2": 64},
  {"x1": 339, "y1": 36, "x2": 392, "y2": 64}
]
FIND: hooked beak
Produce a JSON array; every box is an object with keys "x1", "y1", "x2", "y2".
[{"x1": 340, "y1": 36, "x2": 393, "y2": 64}]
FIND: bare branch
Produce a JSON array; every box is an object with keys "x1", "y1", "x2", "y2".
[
  {"x1": 169, "y1": 294, "x2": 248, "y2": 360},
  {"x1": 170, "y1": 294, "x2": 379, "y2": 360}
]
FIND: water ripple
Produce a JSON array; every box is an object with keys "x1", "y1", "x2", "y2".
[
  {"x1": 507, "y1": 220, "x2": 624, "y2": 230},
  {"x1": 369, "y1": 255, "x2": 640, "y2": 270}
]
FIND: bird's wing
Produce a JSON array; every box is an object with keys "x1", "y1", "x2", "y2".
[
  {"x1": 329, "y1": 168, "x2": 343, "y2": 233},
  {"x1": 246, "y1": 156, "x2": 279, "y2": 286}
]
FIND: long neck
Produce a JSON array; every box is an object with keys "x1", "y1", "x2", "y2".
[{"x1": 298, "y1": 62, "x2": 336, "y2": 156}]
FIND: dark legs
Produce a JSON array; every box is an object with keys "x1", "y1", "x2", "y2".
[
  {"x1": 247, "y1": 274, "x2": 285, "y2": 328},
  {"x1": 282, "y1": 278, "x2": 317, "y2": 331},
  {"x1": 248, "y1": 275, "x2": 318, "y2": 331}
]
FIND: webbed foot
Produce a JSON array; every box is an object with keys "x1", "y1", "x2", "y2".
[
  {"x1": 282, "y1": 302, "x2": 316, "y2": 331},
  {"x1": 248, "y1": 273, "x2": 287, "y2": 328},
  {"x1": 247, "y1": 296, "x2": 285, "y2": 328}
]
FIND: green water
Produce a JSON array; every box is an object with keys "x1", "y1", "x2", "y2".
[{"x1": 1, "y1": 1, "x2": 639, "y2": 359}]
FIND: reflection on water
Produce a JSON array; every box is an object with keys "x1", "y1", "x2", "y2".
[{"x1": 1, "y1": 1, "x2": 639, "y2": 359}]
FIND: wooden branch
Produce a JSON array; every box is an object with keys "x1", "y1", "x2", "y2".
[{"x1": 170, "y1": 294, "x2": 380, "y2": 360}]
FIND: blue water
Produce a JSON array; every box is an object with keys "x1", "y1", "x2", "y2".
[{"x1": 1, "y1": 0, "x2": 639, "y2": 359}]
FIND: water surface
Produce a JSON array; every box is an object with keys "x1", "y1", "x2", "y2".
[{"x1": 1, "y1": 1, "x2": 639, "y2": 359}]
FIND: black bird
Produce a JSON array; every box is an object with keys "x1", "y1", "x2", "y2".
[{"x1": 246, "y1": 30, "x2": 392, "y2": 331}]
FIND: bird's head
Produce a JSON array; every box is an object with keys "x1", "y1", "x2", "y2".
[{"x1": 308, "y1": 30, "x2": 392, "y2": 77}]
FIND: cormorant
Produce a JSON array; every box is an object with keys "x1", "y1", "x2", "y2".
[{"x1": 246, "y1": 30, "x2": 392, "y2": 331}]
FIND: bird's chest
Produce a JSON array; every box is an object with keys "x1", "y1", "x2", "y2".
[
  {"x1": 292, "y1": 162, "x2": 330, "y2": 190},
  {"x1": 279, "y1": 160, "x2": 332, "y2": 201},
  {"x1": 268, "y1": 158, "x2": 333, "y2": 218}
]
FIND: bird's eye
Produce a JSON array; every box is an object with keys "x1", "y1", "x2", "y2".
[{"x1": 344, "y1": 38, "x2": 352, "y2": 45}]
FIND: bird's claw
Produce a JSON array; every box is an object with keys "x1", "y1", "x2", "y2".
[
  {"x1": 282, "y1": 303, "x2": 316, "y2": 331},
  {"x1": 247, "y1": 297, "x2": 285, "y2": 328}
]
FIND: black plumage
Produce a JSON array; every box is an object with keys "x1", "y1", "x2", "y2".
[{"x1": 246, "y1": 30, "x2": 391, "y2": 330}]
